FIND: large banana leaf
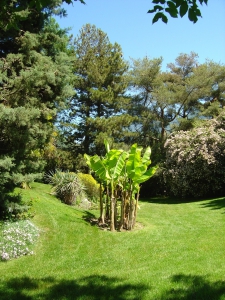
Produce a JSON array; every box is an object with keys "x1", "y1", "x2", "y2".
[
  {"x1": 104, "y1": 139, "x2": 110, "y2": 154},
  {"x1": 142, "y1": 146, "x2": 152, "y2": 166},
  {"x1": 125, "y1": 143, "x2": 156, "y2": 184},
  {"x1": 133, "y1": 166, "x2": 158, "y2": 184},
  {"x1": 106, "y1": 150, "x2": 128, "y2": 181},
  {"x1": 84, "y1": 154, "x2": 110, "y2": 182},
  {"x1": 85, "y1": 150, "x2": 128, "y2": 184},
  {"x1": 126, "y1": 144, "x2": 142, "y2": 177}
]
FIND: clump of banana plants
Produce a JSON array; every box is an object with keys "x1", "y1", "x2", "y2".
[{"x1": 84, "y1": 141, "x2": 157, "y2": 231}]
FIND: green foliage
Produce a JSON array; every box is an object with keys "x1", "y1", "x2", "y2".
[
  {"x1": 60, "y1": 23, "x2": 134, "y2": 157},
  {"x1": 127, "y1": 54, "x2": 224, "y2": 198},
  {"x1": 0, "y1": 105, "x2": 45, "y2": 195},
  {"x1": 77, "y1": 173, "x2": 100, "y2": 201},
  {"x1": 148, "y1": 0, "x2": 208, "y2": 23},
  {"x1": 0, "y1": 2, "x2": 75, "y2": 209},
  {"x1": 127, "y1": 53, "x2": 225, "y2": 166},
  {"x1": 85, "y1": 141, "x2": 157, "y2": 231},
  {"x1": 140, "y1": 165, "x2": 166, "y2": 197},
  {"x1": 1, "y1": 182, "x2": 225, "y2": 299},
  {"x1": 0, "y1": 0, "x2": 85, "y2": 30},
  {"x1": 46, "y1": 170, "x2": 86, "y2": 205},
  {"x1": 164, "y1": 116, "x2": 225, "y2": 198},
  {"x1": 42, "y1": 130, "x2": 78, "y2": 173},
  {"x1": 0, "y1": 192, "x2": 34, "y2": 221}
]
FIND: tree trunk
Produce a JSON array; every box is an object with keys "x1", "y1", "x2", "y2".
[
  {"x1": 110, "y1": 183, "x2": 115, "y2": 231},
  {"x1": 132, "y1": 188, "x2": 140, "y2": 229},
  {"x1": 98, "y1": 182, "x2": 104, "y2": 224},
  {"x1": 105, "y1": 186, "x2": 110, "y2": 220},
  {"x1": 114, "y1": 189, "x2": 118, "y2": 230},
  {"x1": 110, "y1": 194, "x2": 115, "y2": 231},
  {"x1": 128, "y1": 200, "x2": 135, "y2": 230},
  {"x1": 120, "y1": 190, "x2": 126, "y2": 230},
  {"x1": 127, "y1": 186, "x2": 134, "y2": 230},
  {"x1": 160, "y1": 107, "x2": 165, "y2": 141}
]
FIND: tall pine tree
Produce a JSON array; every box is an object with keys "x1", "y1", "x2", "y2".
[
  {"x1": 0, "y1": 1, "x2": 75, "y2": 203},
  {"x1": 61, "y1": 24, "x2": 134, "y2": 159}
]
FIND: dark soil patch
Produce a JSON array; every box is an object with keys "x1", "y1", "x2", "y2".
[{"x1": 83, "y1": 216, "x2": 144, "y2": 232}]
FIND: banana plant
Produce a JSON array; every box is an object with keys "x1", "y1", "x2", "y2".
[
  {"x1": 84, "y1": 153, "x2": 108, "y2": 224},
  {"x1": 84, "y1": 141, "x2": 128, "y2": 230},
  {"x1": 84, "y1": 141, "x2": 157, "y2": 231},
  {"x1": 124, "y1": 144, "x2": 157, "y2": 229}
]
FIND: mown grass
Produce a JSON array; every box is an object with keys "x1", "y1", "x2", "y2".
[{"x1": 0, "y1": 182, "x2": 225, "y2": 300}]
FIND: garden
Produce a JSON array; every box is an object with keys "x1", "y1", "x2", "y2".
[
  {"x1": 1, "y1": 182, "x2": 225, "y2": 300},
  {"x1": 1, "y1": 1, "x2": 225, "y2": 299}
]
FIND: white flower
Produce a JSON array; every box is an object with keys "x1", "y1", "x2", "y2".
[{"x1": 1, "y1": 252, "x2": 10, "y2": 261}]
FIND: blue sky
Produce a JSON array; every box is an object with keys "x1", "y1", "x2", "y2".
[{"x1": 56, "y1": 0, "x2": 225, "y2": 70}]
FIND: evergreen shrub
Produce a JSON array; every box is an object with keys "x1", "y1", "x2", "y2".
[
  {"x1": 140, "y1": 166, "x2": 166, "y2": 197},
  {"x1": 0, "y1": 193, "x2": 33, "y2": 221},
  {"x1": 77, "y1": 173, "x2": 100, "y2": 202}
]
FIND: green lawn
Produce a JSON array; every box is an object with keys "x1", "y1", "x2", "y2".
[{"x1": 1, "y1": 182, "x2": 225, "y2": 300}]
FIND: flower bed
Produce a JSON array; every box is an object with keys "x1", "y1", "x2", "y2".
[{"x1": 0, "y1": 220, "x2": 39, "y2": 261}]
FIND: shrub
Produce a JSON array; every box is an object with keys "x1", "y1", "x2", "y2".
[
  {"x1": 0, "y1": 193, "x2": 34, "y2": 221},
  {"x1": 163, "y1": 118, "x2": 225, "y2": 198},
  {"x1": 140, "y1": 166, "x2": 166, "y2": 197},
  {"x1": 45, "y1": 170, "x2": 86, "y2": 205},
  {"x1": 77, "y1": 173, "x2": 100, "y2": 202}
]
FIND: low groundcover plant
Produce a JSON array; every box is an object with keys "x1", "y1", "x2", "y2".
[{"x1": 0, "y1": 220, "x2": 40, "y2": 261}]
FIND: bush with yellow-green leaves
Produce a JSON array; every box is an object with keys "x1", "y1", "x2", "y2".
[{"x1": 77, "y1": 173, "x2": 100, "y2": 202}]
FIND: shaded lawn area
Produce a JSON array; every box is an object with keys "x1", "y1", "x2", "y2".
[{"x1": 0, "y1": 183, "x2": 225, "y2": 300}]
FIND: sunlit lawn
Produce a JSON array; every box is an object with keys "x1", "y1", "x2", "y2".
[{"x1": 1, "y1": 182, "x2": 225, "y2": 300}]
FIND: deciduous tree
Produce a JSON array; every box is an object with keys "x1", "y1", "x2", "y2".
[{"x1": 148, "y1": 0, "x2": 208, "y2": 24}]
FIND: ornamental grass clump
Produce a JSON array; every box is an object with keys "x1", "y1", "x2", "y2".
[
  {"x1": 0, "y1": 220, "x2": 40, "y2": 261},
  {"x1": 45, "y1": 170, "x2": 86, "y2": 205}
]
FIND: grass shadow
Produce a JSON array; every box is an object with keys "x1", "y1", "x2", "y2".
[
  {"x1": 161, "y1": 274, "x2": 225, "y2": 300},
  {"x1": 82, "y1": 210, "x2": 100, "y2": 226},
  {"x1": 200, "y1": 197, "x2": 225, "y2": 212},
  {"x1": 142, "y1": 196, "x2": 201, "y2": 205},
  {"x1": 0, "y1": 275, "x2": 148, "y2": 300},
  {"x1": 142, "y1": 194, "x2": 225, "y2": 206},
  {"x1": 1, "y1": 274, "x2": 225, "y2": 300}
]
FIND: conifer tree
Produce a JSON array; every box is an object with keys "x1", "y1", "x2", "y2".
[
  {"x1": 127, "y1": 53, "x2": 225, "y2": 164},
  {"x1": 61, "y1": 24, "x2": 134, "y2": 158},
  {"x1": 0, "y1": 1, "x2": 75, "y2": 204}
]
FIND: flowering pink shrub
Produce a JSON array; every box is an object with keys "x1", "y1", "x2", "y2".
[{"x1": 163, "y1": 119, "x2": 225, "y2": 198}]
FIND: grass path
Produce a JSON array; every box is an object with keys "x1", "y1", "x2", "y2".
[{"x1": 0, "y1": 183, "x2": 225, "y2": 299}]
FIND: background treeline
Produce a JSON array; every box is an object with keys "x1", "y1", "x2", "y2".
[{"x1": 1, "y1": 0, "x2": 225, "y2": 217}]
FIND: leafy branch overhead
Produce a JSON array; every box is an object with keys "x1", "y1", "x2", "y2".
[{"x1": 148, "y1": 0, "x2": 208, "y2": 24}]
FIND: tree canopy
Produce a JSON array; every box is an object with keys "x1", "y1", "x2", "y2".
[
  {"x1": 148, "y1": 0, "x2": 208, "y2": 23},
  {"x1": 0, "y1": 0, "x2": 87, "y2": 30},
  {"x1": 1, "y1": 0, "x2": 224, "y2": 209},
  {"x1": 0, "y1": 1, "x2": 75, "y2": 204},
  {"x1": 0, "y1": 0, "x2": 209, "y2": 28},
  {"x1": 60, "y1": 24, "x2": 134, "y2": 162}
]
